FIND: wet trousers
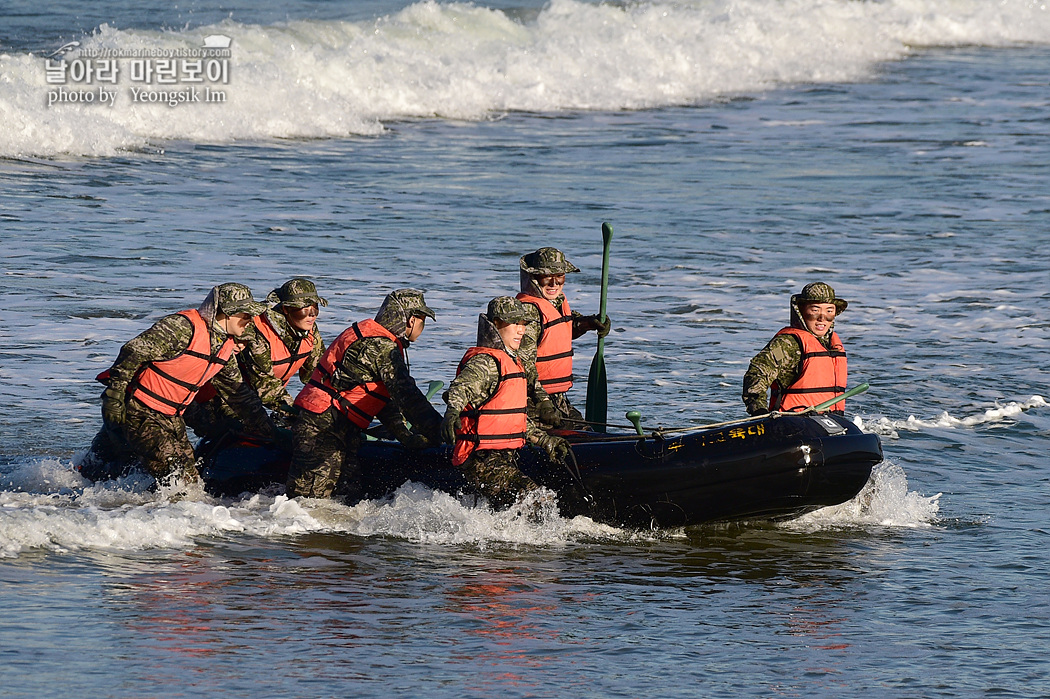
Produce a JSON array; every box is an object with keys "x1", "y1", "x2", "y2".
[
  {"x1": 81, "y1": 398, "x2": 200, "y2": 484},
  {"x1": 461, "y1": 448, "x2": 539, "y2": 510},
  {"x1": 286, "y1": 405, "x2": 363, "y2": 501}
]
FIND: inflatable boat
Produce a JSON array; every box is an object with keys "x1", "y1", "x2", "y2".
[{"x1": 198, "y1": 411, "x2": 882, "y2": 528}]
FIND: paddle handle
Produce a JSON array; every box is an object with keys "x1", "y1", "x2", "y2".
[
  {"x1": 804, "y1": 383, "x2": 870, "y2": 413},
  {"x1": 595, "y1": 222, "x2": 612, "y2": 360},
  {"x1": 585, "y1": 222, "x2": 613, "y2": 430},
  {"x1": 598, "y1": 222, "x2": 612, "y2": 324},
  {"x1": 625, "y1": 410, "x2": 644, "y2": 436}
]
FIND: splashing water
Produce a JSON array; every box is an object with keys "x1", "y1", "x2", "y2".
[
  {"x1": 786, "y1": 461, "x2": 941, "y2": 531},
  {"x1": 855, "y1": 395, "x2": 1047, "y2": 437},
  {"x1": 0, "y1": 459, "x2": 629, "y2": 558},
  {"x1": 0, "y1": 449, "x2": 943, "y2": 559},
  {"x1": 9, "y1": 390, "x2": 1029, "y2": 557}
]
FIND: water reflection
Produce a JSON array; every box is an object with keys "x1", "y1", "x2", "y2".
[
  {"x1": 28, "y1": 511, "x2": 963, "y2": 697},
  {"x1": 438, "y1": 566, "x2": 589, "y2": 693}
]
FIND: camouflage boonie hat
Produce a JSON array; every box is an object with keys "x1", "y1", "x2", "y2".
[
  {"x1": 792, "y1": 282, "x2": 848, "y2": 313},
  {"x1": 216, "y1": 283, "x2": 269, "y2": 317},
  {"x1": 486, "y1": 296, "x2": 528, "y2": 325},
  {"x1": 386, "y1": 288, "x2": 436, "y2": 321},
  {"x1": 267, "y1": 278, "x2": 328, "y2": 309},
  {"x1": 519, "y1": 247, "x2": 581, "y2": 276}
]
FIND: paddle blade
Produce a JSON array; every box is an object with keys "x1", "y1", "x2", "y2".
[
  {"x1": 585, "y1": 350, "x2": 608, "y2": 431},
  {"x1": 585, "y1": 222, "x2": 613, "y2": 432},
  {"x1": 425, "y1": 380, "x2": 444, "y2": 401}
]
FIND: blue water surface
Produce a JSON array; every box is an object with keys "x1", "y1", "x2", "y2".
[{"x1": 2, "y1": 0, "x2": 1050, "y2": 697}]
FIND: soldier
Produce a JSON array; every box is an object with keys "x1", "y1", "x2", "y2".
[
  {"x1": 442, "y1": 296, "x2": 571, "y2": 510},
  {"x1": 516, "y1": 247, "x2": 611, "y2": 428},
  {"x1": 79, "y1": 283, "x2": 276, "y2": 486},
  {"x1": 286, "y1": 288, "x2": 443, "y2": 501},
  {"x1": 742, "y1": 282, "x2": 849, "y2": 416},
  {"x1": 184, "y1": 277, "x2": 327, "y2": 438}
]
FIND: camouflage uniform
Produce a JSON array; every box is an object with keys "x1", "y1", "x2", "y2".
[
  {"x1": 246, "y1": 278, "x2": 327, "y2": 410},
  {"x1": 186, "y1": 279, "x2": 328, "y2": 438},
  {"x1": 517, "y1": 247, "x2": 611, "y2": 428},
  {"x1": 442, "y1": 296, "x2": 570, "y2": 509},
  {"x1": 742, "y1": 282, "x2": 849, "y2": 415},
  {"x1": 81, "y1": 283, "x2": 274, "y2": 485},
  {"x1": 286, "y1": 289, "x2": 444, "y2": 501}
]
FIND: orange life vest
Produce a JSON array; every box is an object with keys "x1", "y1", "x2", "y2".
[
  {"x1": 516, "y1": 292, "x2": 573, "y2": 394},
  {"x1": 127, "y1": 309, "x2": 236, "y2": 416},
  {"x1": 250, "y1": 313, "x2": 316, "y2": 386},
  {"x1": 452, "y1": 347, "x2": 528, "y2": 467},
  {"x1": 770, "y1": 327, "x2": 848, "y2": 413},
  {"x1": 294, "y1": 319, "x2": 403, "y2": 429}
]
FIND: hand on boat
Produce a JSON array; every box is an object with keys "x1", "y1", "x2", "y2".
[
  {"x1": 272, "y1": 427, "x2": 294, "y2": 452},
  {"x1": 535, "y1": 399, "x2": 563, "y2": 428},
  {"x1": 271, "y1": 401, "x2": 299, "y2": 429},
  {"x1": 536, "y1": 433, "x2": 571, "y2": 462},
  {"x1": 400, "y1": 431, "x2": 431, "y2": 451}
]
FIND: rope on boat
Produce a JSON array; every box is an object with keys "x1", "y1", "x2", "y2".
[
  {"x1": 618, "y1": 383, "x2": 872, "y2": 438},
  {"x1": 561, "y1": 448, "x2": 596, "y2": 508}
]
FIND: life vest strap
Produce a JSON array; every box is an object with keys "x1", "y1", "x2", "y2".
[
  {"x1": 541, "y1": 314, "x2": 573, "y2": 331},
  {"x1": 461, "y1": 431, "x2": 528, "y2": 443},
  {"x1": 183, "y1": 348, "x2": 230, "y2": 364},
  {"x1": 131, "y1": 383, "x2": 193, "y2": 415},
  {"x1": 307, "y1": 378, "x2": 388, "y2": 424},
  {"x1": 272, "y1": 350, "x2": 312, "y2": 366},
  {"x1": 536, "y1": 350, "x2": 573, "y2": 362},
  {"x1": 801, "y1": 350, "x2": 846, "y2": 360},
  {"x1": 145, "y1": 364, "x2": 208, "y2": 393},
  {"x1": 780, "y1": 385, "x2": 847, "y2": 395},
  {"x1": 464, "y1": 406, "x2": 528, "y2": 417}
]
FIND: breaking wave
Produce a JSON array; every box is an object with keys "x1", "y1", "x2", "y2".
[{"x1": 2, "y1": 0, "x2": 1048, "y2": 156}]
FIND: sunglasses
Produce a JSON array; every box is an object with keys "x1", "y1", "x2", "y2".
[
  {"x1": 538, "y1": 275, "x2": 566, "y2": 287},
  {"x1": 288, "y1": 305, "x2": 319, "y2": 318}
]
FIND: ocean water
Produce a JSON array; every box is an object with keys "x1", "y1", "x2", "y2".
[{"x1": 2, "y1": 0, "x2": 1049, "y2": 696}]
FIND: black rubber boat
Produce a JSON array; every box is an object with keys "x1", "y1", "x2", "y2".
[{"x1": 198, "y1": 411, "x2": 882, "y2": 528}]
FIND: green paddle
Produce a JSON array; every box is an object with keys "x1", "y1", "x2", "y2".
[
  {"x1": 626, "y1": 410, "x2": 644, "y2": 436},
  {"x1": 585, "y1": 222, "x2": 613, "y2": 431},
  {"x1": 796, "y1": 382, "x2": 869, "y2": 414},
  {"x1": 424, "y1": 380, "x2": 444, "y2": 402},
  {"x1": 410, "y1": 379, "x2": 444, "y2": 428}
]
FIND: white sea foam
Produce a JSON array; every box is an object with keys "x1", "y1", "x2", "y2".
[
  {"x1": 854, "y1": 395, "x2": 1048, "y2": 436},
  {"x1": 785, "y1": 461, "x2": 941, "y2": 530},
  {"x1": 0, "y1": 458, "x2": 624, "y2": 557},
  {"x1": 0, "y1": 450, "x2": 951, "y2": 558},
  {"x1": 321, "y1": 483, "x2": 622, "y2": 546},
  {"x1": 0, "y1": 461, "x2": 322, "y2": 557},
  {"x1": 3, "y1": 0, "x2": 1047, "y2": 156}
]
